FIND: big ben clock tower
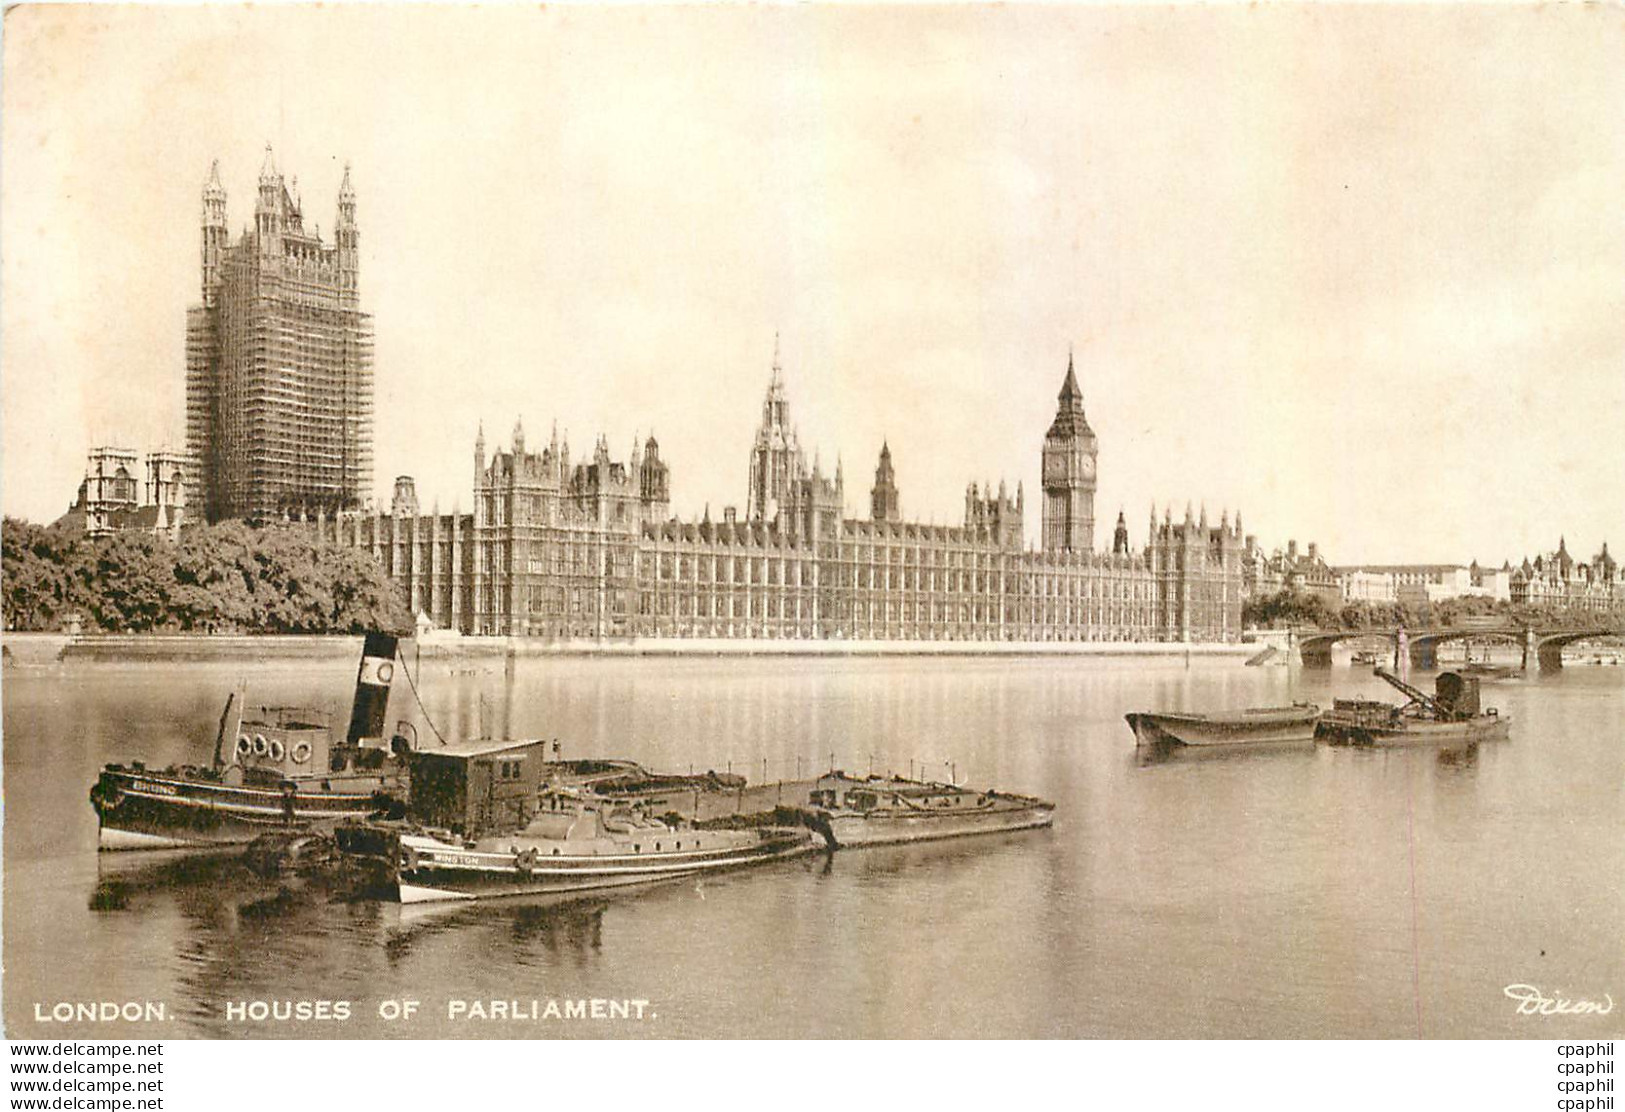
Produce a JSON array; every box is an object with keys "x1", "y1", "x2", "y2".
[{"x1": 1041, "y1": 351, "x2": 1098, "y2": 554}]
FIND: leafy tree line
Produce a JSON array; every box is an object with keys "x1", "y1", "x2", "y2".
[
  {"x1": 1242, "y1": 588, "x2": 1621, "y2": 633},
  {"x1": 2, "y1": 518, "x2": 412, "y2": 635}
]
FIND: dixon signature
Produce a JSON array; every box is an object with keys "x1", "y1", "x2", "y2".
[{"x1": 1504, "y1": 984, "x2": 1614, "y2": 1017}]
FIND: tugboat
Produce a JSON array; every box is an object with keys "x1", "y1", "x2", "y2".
[
  {"x1": 90, "y1": 632, "x2": 411, "y2": 850},
  {"x1": 1316, "y1": 669, "x2": 1510, "y2": 746},
  {"x1": 805, "y1": 772, "x2": 1055, "y2": 849},
  {"x1": 1124, "y1": 704, "x2": 1322, "y2": 748},
  {"x1": 335, "y1": 738, "x2": 819, "y2": 904}
]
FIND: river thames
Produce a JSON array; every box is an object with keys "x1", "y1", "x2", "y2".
[{"x1": 3, "y1": 652, "x2": 1621, "y2": 1039}]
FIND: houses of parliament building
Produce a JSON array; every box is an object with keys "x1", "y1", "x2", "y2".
[{"x1": 329, "y1": 348, "x2": 1245, "y2": 644}]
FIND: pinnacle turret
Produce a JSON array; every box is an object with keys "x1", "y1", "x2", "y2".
[
  {"x1": 1059, "y1": 348, "x2": 1082, "y2": 407},
  {"x1": 203, "y1": 160, "x2": 226, "y2": 205},
  {"x1": 258, "y1": 142, "x2": 279, "y2": 184}
]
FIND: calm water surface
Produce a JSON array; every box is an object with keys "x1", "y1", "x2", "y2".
[{"x1": 3, "y1": 653, "x2": 1621, "y2": 1039}]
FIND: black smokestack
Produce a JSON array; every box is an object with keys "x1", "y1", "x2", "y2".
[{"x1": 346, "y1": 631, "x2": 399, "y2": 745}]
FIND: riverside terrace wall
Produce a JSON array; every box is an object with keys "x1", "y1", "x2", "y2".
[{"x1": 30, "y1": 633, "x2": 1259, "y2": 664}]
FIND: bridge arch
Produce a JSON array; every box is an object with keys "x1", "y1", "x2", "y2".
[
  {"x1": 1298, "y1": 629, "x2": 1396, "y2": 667},
  {"x1": 1532, "y1": 629, "x2": 1622, "y2": 670},
  {"x1": 1294, "y1": 624, "x2": 1620, "y2": 670}
]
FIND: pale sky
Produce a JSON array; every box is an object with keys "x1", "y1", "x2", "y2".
[{"x1": 3, "y1": 5, "x2": 1621, "y2": 566}]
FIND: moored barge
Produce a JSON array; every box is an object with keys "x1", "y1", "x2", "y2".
[
  {"x1": 1124, "y1": 704, "x2": 1321, "y2": 748},
  {"x1": 337, "y1": 738, "x2": 819, "y2": 903},
  {"x1": 1316, "y1": 669, "x2": 1510, "y2": 746},
  {"x1": 806, "y1": 773, "x2": 1055, "y2": 849}
]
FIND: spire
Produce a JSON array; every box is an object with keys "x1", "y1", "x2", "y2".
[
  {"x1": 204, "y1": 159, "x2": 226, "y2": 202},
  {"x1": 1046, "y1": 348, "x2": 1093, "y2": 441},
  {"x1": 770, "y1": 331, "x2": 783, "y2": 387},
  {"x1": 336, "y1": 161, "x2": 357, "y2": 238},
  {"x1": 1059, "y1": 348, "x2": 1082, "y2": 407},
  {"x1": 258, "y1": 143, "x2": 278, "y2": 183}
]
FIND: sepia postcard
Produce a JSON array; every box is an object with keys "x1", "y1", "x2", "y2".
[{"x1": 1, "y1": 3, "x2": 1621, "y2": 1053}]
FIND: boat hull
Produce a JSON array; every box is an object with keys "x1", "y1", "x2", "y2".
[
  {"x1": 1125, "y1": 708, "x2": 1321, "y2": 748},
  {"x1": 337, "y1": 825, "x2": 820, "y2": 904},
  {"x1": 1316, "y1": 716, "x2": 1512, "y2": 747},
  {"x1": 820, "y1": 804, "x2": 1055, "y2": 849},
  {"x1": 91, "y1": 768, "x2": 399, "y2": 851}
]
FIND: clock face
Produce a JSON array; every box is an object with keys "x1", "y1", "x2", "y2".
[{"x1": 1080, "y1": 455, "x2": 1096, "y2": 482}]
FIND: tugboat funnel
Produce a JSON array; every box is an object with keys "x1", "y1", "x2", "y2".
[{"x1": 346, "y1": 632, "x2": 400, "y2": 744}]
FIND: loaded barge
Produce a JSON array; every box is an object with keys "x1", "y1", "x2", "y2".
[
  {"x1": 336, "y1": 738, "x2": 819, "y2": 904},
  {"x1": 806, "y1": 772, "x2": 1054, "y2": 848},
  {"x1": 1317, "y1": 669, "x2": 1510, "y2": 746}
]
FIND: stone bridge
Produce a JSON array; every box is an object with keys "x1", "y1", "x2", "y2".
[{"x1": 1296, "y1": 624, "x2": 1622, "y2": 671}]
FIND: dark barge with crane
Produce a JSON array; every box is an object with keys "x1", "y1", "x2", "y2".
[{"x1": 1316, "y1": 669, "x2": 1511, "y2": 746}]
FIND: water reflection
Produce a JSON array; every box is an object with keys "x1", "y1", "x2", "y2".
[
  {"x1": 7, "y1": 656, "x2": 1622, "y2": 1038},
  {"x1": 818, "y1": 830, "x2": 1055, "y2": 882},
  {"x1": 1133, "y1": 739, "x2": 1318, "y2": 768},
  {"x1": 380, "y1": 896, "x2": 612, "y2": 967},
  {"x1": 89, "y1": 851, "x2": 247, "y2": 912},
  {"x1": 1433, "y1": 743, "x2": 1480, "y2": 771}
]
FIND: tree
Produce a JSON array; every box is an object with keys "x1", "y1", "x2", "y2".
[
  {"x1": 1243, "y1": 588, "x2": 1338, "y2": 629},
  {"x1": 0, "y1": 518, "x2": 410, "y2": 635}
]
